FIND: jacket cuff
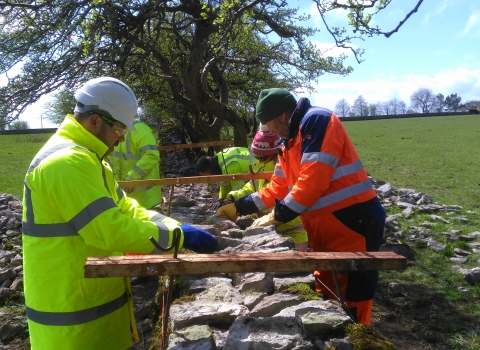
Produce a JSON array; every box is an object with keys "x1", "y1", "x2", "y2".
[{"x1": 234, "y1": 195, "x2": 259, "y2": 215}]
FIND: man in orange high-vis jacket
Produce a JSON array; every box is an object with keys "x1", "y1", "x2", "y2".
[{"x1": 217, "y1": 88, "x2": 386, "y2": 324}]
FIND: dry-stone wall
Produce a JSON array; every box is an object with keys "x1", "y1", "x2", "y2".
[{"x1": 1, "y1": 155, "x2": 480, "y2": 348}]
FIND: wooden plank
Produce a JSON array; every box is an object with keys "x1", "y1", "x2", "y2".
[
  {"x1": 118, "y1": 172, "x2": 273, "y2": 188},
  {"x1": 84, "y1": 252, "x2": 407, "y2": 278},
  {"x1": 158, "y1": 140, "x2": 233, "y2": 151}
]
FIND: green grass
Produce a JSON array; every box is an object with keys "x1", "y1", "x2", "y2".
[
  {"x1": 343, "y1": 115, "x2": 480, "y2": 209},
  {"x1": 0, "y1": 134, "x2": 52, "y2": 198}
]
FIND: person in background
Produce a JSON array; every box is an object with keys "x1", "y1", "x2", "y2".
[
  {"x1": 195, "y1": 146, "x2": 252, "y2": 199},
  {"x1": 224, "y1": 124, "x2": 309, "y2": 251},
  {"x1": 22, "y1": 77, "x2": 216, "y2": 350},
  {"x1": 217, "y1": 88, "x2": 386, "y2": 325},
  {"x1": 108, "y1": 119, "x2": 162, "y2": 209}
]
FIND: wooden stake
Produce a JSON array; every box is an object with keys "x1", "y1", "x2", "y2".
[
  {"x1": 118, "y1": 172, "x2": 273, "y2": 188},
  {"x1": 158, "y1": 140, "x2": 233, "y2": 151}
]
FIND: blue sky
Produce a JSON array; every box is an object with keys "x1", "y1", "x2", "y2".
[
  {"x1": 293, "y1": 0, "x2": 480, "y2": 111},
  {"x1": 3, "y1": 0, "x2": 480, "y2": 128}
]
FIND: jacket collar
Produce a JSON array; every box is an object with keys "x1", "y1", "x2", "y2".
[
  {"x1": 284, "y1": 97, "x2": 311, "y2": 148},
  {"x1": 57, "y1": 114, "x2": 109, "y2": 159}
]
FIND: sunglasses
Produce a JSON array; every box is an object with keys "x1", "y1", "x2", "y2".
[{"x1": 99, "y1": 115, "x2": 128, "y2": 136}]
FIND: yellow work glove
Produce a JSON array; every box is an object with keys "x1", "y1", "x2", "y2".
[
  {"x1": 216, "y1": 203, "x2": 238, "y2": 222},
  {"x1": 250, "y1": 211, "x2": 281, "y2": 228}
]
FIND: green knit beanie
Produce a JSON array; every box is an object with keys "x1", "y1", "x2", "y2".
[{"x1": 255, "y1": 88, "x2": 297, "y2": 124}]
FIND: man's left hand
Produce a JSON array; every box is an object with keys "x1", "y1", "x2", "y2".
[
  {"x1": 274, "y1": 199, "x2": 300, "y2": 223},
  {"x1": 180, "y1": 224, "x2": 217, "y2": 253}
]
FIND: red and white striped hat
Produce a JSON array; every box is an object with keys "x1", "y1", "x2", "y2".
[{"x1": 251, "y1": 124, "x2": 282, "y2": 156}]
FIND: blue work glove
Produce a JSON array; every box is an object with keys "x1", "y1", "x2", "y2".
[
  {"x1": 274, "y1": 199, "x2": 300, "y2": 223},
  {"x1": 180, "y1": 224, "x2": 217, "y2": 253}
]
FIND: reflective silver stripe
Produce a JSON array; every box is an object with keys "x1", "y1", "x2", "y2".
[
  {"x1": 69, "y1": 197, "x2": 117, "y2": 232},
  {"x1": 307, "y1": 179, "x2": 374, "y2": 212},
  {"x1": 22, "y1": 222, "x2": 77, "y2": 237},
  {"x1": 150, "y1": 213, "x2": 168, "y2": 221},
  {"x1": 331, "y1": 159, "x2": 364, "y2": 181},
  {"x1": 26, "y1": 292, "x2": 127, "y2": 326},
  {"x1": 116, "y1": 186, "x2": 124, "y2": 201},
  {"x1": 139, "y1": 145, "x2": 157, "y2": 152},
  {"x1": 251, "y1": 192, "x2": 268, "y2": 211},
  {"x1": 274, "y1": 167, "x2": 285, "y2": 178},
  {"x1": 284, "y1": 194, "x2": 308, "y2": 213},
  {"x1": 23, "y1": 197, "x2": 116, "y2": 238},
  {"x1": 27, "y1": 141, "x2": 75, "y2": 174},
  {"x1": 132, "y1": 165, "x2": 146, "y2": 178},
  {"x1": 111, "y1": 152, "x2": 142, "y2": 161},
  {"x1": 301, "y1": 152, "x2": 339, "y2": 168},
  {"x1": 218, "y1": 154, "x2": 252, "y2": 169},
  {"x1": 151, "y1": 222, "x2": 171, "y2": 253}
]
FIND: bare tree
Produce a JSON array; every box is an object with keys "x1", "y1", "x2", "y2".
[
  {"x1": 410, "y1": 88, "x2": 438, "y2": 113},
  {"x1": 351, "y1": 95, "x2": 369, "y2": 116},
  {"x1": 334, "y1": 98, "x2": 351, "y2": 117},
  {"x1": 398, "y1": 101, "x2": 407, "y2": 114},
  {"x1": 382, "y1": 101, "x2": 393, "y2": 115},
  {"x1": 369, "y1": 103, "x2": 378, "y2": 116}
]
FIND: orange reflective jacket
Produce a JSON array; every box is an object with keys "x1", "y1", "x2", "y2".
[{"x1": 252, "y1": 98, "x2": 377, "y2": 219}]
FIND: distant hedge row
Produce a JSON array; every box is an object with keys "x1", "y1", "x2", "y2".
[{"x1": 0, "y1": 111, "x2": 476, "y2": 135}]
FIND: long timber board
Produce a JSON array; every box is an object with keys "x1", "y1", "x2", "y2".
[{"x1": 85, "y1": 252, "x2": 406, "y2": 278}]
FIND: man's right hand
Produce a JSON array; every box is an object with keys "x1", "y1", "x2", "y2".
[
  {"x1": 216, "y1": 202, "x2": 238, "y2": 222},
  {"x1": 210, "y1": 197, "x2": 234, "y2": 211}
]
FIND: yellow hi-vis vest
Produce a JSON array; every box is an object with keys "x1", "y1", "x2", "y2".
[
  {"x1": 109, "y1": 121, "x2": 161, "y2": 209},
  {"x1": 22, "y1": 115, "x2": 183, "y2": 350},
  {"x1": 216, "y1": 147, "x2": 253, "y2": 198},
  {"x1": 227, "y1": 158, "x2": 308, "y2": 245}
]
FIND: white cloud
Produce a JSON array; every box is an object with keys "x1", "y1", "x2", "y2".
[
  {"x1": 300, "y1": 68, "x2": 480, "y2": 110},
  {"x1": 461, "y1": 12, "x2": 480, "y2": 37}
]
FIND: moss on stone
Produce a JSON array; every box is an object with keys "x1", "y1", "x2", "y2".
[
  {"x1": 345, "y1": 323, "x2": 395, "y2": 350},
  {"x1": 283, "y1": 282, "x2": 321, "y2": 301}
]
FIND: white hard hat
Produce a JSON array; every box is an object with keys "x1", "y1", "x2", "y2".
[{"x1": 74, "y1": 77, "x2": 138, "y2": 131}]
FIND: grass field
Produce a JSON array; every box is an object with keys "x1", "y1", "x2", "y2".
[
  {"x1": 343, "y1": 115, "x2": 480, "y2": 210},
  {"x1": 0, "y1": 134, "x2": 52, "y2": 198},
  {"x1": 0, "y1": 116, "x2": 479, "y2": 348}
]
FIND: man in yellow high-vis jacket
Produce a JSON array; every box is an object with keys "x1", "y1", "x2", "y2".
[
  {"x1": 22, "y1": 77, "x2": 216, "y2": 349},
  {"x1": 109, "y1": 120, "x2": 162, "y2": 209},
  {"x1": 195, "y1": 147, "x2": 253, "y2": 198}
]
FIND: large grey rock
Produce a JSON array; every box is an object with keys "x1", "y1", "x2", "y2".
[
  {"x1": 189, "y1": 277, "x2": 233, "y2": 294},
  {"x1": 170, "y1": 301, "x2": 248, "y2": 330},
  {"x1": 465, "y1": 267, "x2": 480, "y2": 285},
  {"x1": 167, "y1": 325, "x2": 216, "y2": 350},
  {"x1": 249, "y1": 293, "x2": 303, "y2": 317},
  {"x1": 223, "y1": 316, "x2": 315, "y2": 350},
  {"x1": 196, "y1": 282, "x2": 243, "y2": 304},
  {"x1": 232, "y1": 272, "x2": 274, "y2": 293}
]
